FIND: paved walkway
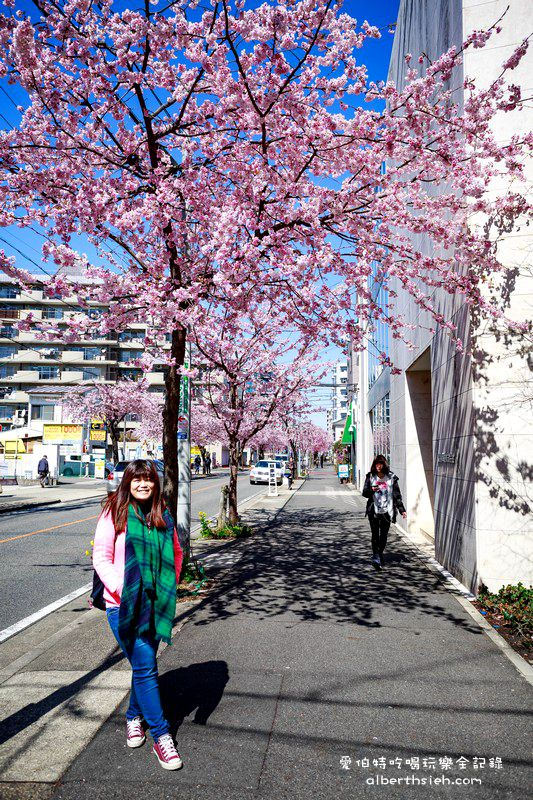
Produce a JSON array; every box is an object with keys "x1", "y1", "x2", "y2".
[{"x1": 40, "y1": 469, "x2": 532, "y2": 800}]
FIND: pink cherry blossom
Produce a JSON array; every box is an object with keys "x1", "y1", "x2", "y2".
[{"x1": 0, "y1": 1, "x2": 529, "y2": 512}]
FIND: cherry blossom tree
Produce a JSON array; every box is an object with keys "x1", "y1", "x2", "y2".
[
  {"x1": 0, "y1": 0, "x2": 530, "y2": 515},
  {"x1": 193, "y1": 312, "x2": 326, "y2": 523},
  {"x1": 279, "y1": 415, "x2": 332, "y2": 472},
  {"x1": 248, "y1": 420, "x2": 288, "y2": 459},
  {"x1": 64, "y1": 378, "x2": 153, "y2": 462},
  {"x1": 296, "y1": 422, "x2": 333, "y2": 464}
]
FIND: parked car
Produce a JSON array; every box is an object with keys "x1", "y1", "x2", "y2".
[
  {"x1": 106, "y1": 459, "x2": 164, "y2": 495},
  {"x1": 249, "y1": 460, "x2": 284, "y2": 486}
]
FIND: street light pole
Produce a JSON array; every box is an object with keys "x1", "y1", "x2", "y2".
[{"x1": 176, "y1": 342, "x2": 191, "y2": 557}]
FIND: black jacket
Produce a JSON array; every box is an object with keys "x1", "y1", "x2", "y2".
[
  {"x1": 362, "y1": 471, "x2": 406, "y2": 523},
  {"x1": 37, "y1": 457, "x2": 49, "y2": 474}
]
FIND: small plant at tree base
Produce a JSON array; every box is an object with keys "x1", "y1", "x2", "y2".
[
  {"x1": 198, "y1": 511, "x2": 213, "y2": 538},
  {"x1": 178, "y1": 554, "x2": 209, "y2": 599},
  {"x1": 478, "y1": 583, "x2": 532, "y2": 640},
  {"x1": 210, "y1": 522, "x2": 253, "y2": 539},
  {"x1": 180, "y1": 554, "x2": 206, "y2": 584},
  {"x1": 198, "y1": 512, "x2": 253, "y2": 539}
]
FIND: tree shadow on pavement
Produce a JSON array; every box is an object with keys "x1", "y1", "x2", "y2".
[{"x1": 187, "y1": 499, "x2": 481, "y2": 633}]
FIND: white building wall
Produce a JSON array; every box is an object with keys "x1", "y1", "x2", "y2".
[{"x1": 388, "y1": 0, "x2": 533, "y2": 592}]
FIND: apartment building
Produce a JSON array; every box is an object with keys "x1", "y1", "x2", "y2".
[
  {"x1": 0, "y1": 276, "x2": 166, "y2": 433},
  {"x1": 327, "y1": 361, "x2": 348, "y2": 441}
]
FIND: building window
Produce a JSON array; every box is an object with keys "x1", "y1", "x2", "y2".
[
  {"x1": 82, "y1": 368, "x2": 100, "y2": 380},
  {"x1": 0, "y1": 404, "x2": 15, "y2": 419},
  {"x1": 370, "y1": 393, "x2": 390, "y2": 463},
  {"x1": 0, "y1": 286, "x2": 19, "y2": 298},
  {"x1": 1, "y1": 306, "x2": 20, "y2": 320},
  {"x1": 34, "y1": 346, "x2": 60, "y2": 359},
  {"x1": 42, "y1": 308, "x2": 63, "y2": 319},
  {"x1": 118, "y1": 330, "x2": 145, "y2": 342},
  {"x1": 31, "y1": 404, "x2": 55, "y2": 420},
  {"x1": 36, "y1": 366, "x2": 59, "y2": 380},
  {"x1": 82, "y1": 347, "x2": 102, "y2": 360},
  {"x1": 118, "y1": 349, "x2": 143, "y2": 363},
  {"x1": 119, "y1": 368, "x2": 142, "y2": 380},
  {"x1": 0, "y1": 325, "x2": 17, "y2": 338},
  {"x1": 0, "y1": 346, "x2": 16, "y2": 359},
  {"x1": 368, "y1": 262, "x2": 389, "y2": 390},
  {"x1": 0, "y1": 365, "x2": 15, "y2": 378}
]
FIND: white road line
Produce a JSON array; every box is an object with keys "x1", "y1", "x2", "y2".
[
  {"x1": 0, "y1": 582, "x2": 92, "y2": 644},
  {"x1": 0, "y1": 487, "x2": 266, "y2": 644}
]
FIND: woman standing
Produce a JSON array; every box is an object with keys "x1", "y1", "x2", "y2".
[
  {"x1": 93, "y1": 460, "x2": 184, "y2": 770},
  {"x1": 362, "y1": 455, "x2": 406, "y2": 570}
]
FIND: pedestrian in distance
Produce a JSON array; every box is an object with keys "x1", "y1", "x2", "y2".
[
  {"x1": 205, "y1": 454, "x2": 212, "y2": 475},
  {"x1": 37, "y1": 454, "x2": 49, "y2": 487},
  {"x1": 193, "y1": 454, "x2": 201, "y2": 476},
  {"x1": 92, "y1": 459, "x2": 184, "y2": 770},
  {"x1": 362, "y1": 454, "x2": 406, "y2": 570}
]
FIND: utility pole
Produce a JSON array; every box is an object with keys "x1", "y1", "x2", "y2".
[{"x1": 176, "y1": 342, "x2": 191, "y2": 557}]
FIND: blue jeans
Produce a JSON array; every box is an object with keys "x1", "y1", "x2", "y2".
[{"x1": 106, "y1": 607, "x2": 169, "y2": 741}]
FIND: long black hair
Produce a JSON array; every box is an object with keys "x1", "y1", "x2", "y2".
[
  {"x1": 101, "y1": 459, "x2": 166, "y2": 531},
  {"x1": 370, "y1": 454, "x2": 390, "y2": 475}
]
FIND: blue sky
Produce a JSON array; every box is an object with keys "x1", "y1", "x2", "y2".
[
  {"x1": 0, "y1": 0, "x2": 401, "y2": 429},
  {"x1": 304, "y1": 1, "x2": 401, "y2": 427}
]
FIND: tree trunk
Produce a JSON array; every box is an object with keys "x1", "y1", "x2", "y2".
[
  {"x1": 228, "y1": 442, "x2": 240, "y2": 525},
  {"x1": 289, "y1": 439, "x2": 298, "y2": 479},
  {"x1": 162, "y1": 325, "x2": 186, "y2": 526},
  {"x1": 108, "y1": 419, "x2": 120, "y2": 464},
  {"x1": 217, "y1": 484, "x2": 229, "y2": 529}
]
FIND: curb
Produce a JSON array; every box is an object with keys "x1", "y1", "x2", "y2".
[
  {"x1": 189, "y1": 478, "x2": 305, "y2": 560},
  {"x1": 0, "y1": 480, "x2": 306, "y2": 789},
  {"x1": 370, "y1": 496, "x2": 533, "y2": 685},
  {"x1": 0, "y1": 499, "x2": 62, "y2": 514},
  {"x1": 341, "y1": 483, "x2": 532, "y2": 685},
  {"x1": 392, "y1": 519, "x2": 533, "y2": 685},
  {"x1": 0, "y1": 493, "x2": 105, "y2": 515}
]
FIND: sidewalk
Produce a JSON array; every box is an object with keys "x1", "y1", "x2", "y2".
[{"x1": 1, "y1": 471, "x2": 532, "y2": 799}]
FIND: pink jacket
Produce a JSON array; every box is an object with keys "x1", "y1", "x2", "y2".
[{"x1": 92, "y1": 510, "x2": 184, "y2": 608}]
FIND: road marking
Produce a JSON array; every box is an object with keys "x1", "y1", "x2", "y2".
[
  {"x1": 0, "y1": 514, "x2": 100, "y2": 544},
  {"x1": 0, "y1": 582, "x2": 92, "y2": 644},
  {"x1": 0, "y1": 481, "x2": 249, "y2": 543},
  {"x1": 0, "y1": 484, "x2": 266, "y2": 643}
]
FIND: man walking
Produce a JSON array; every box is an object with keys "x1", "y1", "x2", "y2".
[{"x1": 37, "y1": 455, "x2": 50, "y2": 488}]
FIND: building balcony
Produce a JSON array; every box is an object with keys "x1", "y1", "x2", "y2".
[{"x1": 0, "y1": 308, "x2": 20, "y2": 320}]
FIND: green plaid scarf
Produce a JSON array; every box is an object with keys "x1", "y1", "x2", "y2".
[{"x1": 118, "y1": 503, "x2": 177, "y2": 647}]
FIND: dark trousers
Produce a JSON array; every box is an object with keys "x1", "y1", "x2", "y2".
[{"x1": 369, "y1": 512, "x2": 390, "y2": 555}]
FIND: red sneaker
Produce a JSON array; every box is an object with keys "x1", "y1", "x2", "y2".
[
  {"x1": 152, "y1": 734, "x2": 183, "y2": 770},
  {"x1": 126, "y1": 716, "x2": 146, "y2": 748}
]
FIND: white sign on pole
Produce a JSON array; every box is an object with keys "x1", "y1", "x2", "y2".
[{"x1": 268, "y1": 461, "x2": 278, "y2": 497}]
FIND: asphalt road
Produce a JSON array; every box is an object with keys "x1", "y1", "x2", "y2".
[{"x1": 0, "y1": 470, "x2": 261, "y2": 632}]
